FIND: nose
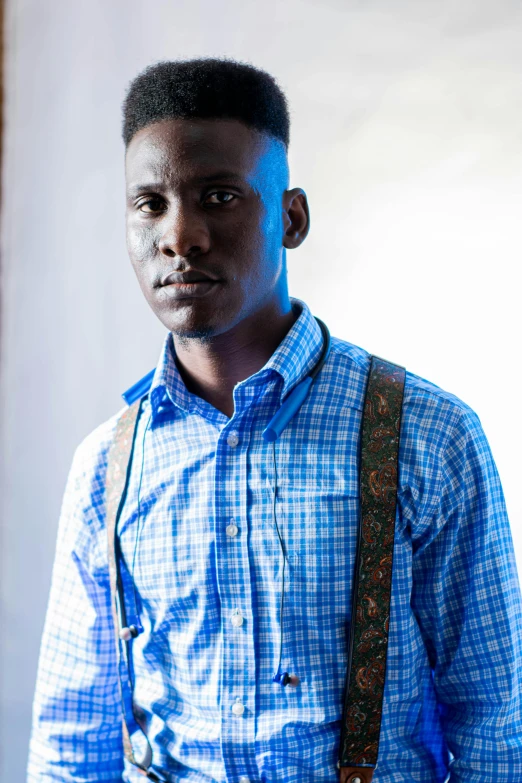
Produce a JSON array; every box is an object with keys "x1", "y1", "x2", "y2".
[{"x1": 158, "y1": 203, "x2": 210, "y2": 258}]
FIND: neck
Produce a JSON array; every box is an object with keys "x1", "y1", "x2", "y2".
[{"x1": 172, "y1": 299, "x2": 297, "y2": 418}]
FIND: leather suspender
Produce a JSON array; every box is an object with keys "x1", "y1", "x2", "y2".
[
  {"x1": 106, "y1": 397, "x2": 160, "y2": 780},
  {"x1": 338, "y1": 357, "x2": 405, "y2": 783},
  {"x1": 105, "y1": 355, "x2": 405, "y2": 781}
]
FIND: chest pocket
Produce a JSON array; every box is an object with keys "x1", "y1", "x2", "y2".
[
  {"x1": 279, "y1": 488, "x2": 359, "y2": 590},
  {"x1": 258, "y1": 406, "x2": 361, "y2": 603}
]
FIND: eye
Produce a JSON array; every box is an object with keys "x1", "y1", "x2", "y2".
[
  {"x1": 204, "y1": 191, "x2": 236, "y2": 205},
  {"x1": 137, "y1": 198, "x2": 167, "y2": 214}
]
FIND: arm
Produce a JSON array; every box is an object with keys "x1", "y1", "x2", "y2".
[
  {"x1": 411, "y1": 406, "x2": 522, "y2": 782},
  {"x1": 27, "y1": 429, "x2": 124, "y2": 782}
]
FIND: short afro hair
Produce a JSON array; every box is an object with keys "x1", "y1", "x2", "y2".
[{"x1": 122, "y1": 58, "x2": 290, "y2": 148}]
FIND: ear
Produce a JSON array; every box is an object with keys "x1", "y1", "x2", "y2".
[{"x1": 282, "y1": 188, "x2": 310, "y2": 249}]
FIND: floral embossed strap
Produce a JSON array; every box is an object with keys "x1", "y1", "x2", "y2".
[
  {"x1": 106, "y1": 399, "x2": 160, "y2": 780},
  {"x1": 339, "y1": 356, "x2": 406, "y2": 779}
]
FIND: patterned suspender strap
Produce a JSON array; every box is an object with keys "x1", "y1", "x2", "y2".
[
  {"x1": 338, "y1": 356, "x2": 406, "y2": 783},
  {"x1": 106, "y1": 398, "x2": 161, "y2": 781}
]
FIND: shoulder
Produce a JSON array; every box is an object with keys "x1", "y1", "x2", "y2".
[
  {"x1": 61, "y1": 405, "x2": 131, "y2": 535},
  {"x1": 69, "y1": 407, "x2": 126, "y2": 490},
  {"x1": 327, "y1": 334, "x2": 486, "y2": 511},
  {"x1": 55, "y1": 404, "x2": 140, "y2": 574},
  {"x1": 328, "y1": 333, "x2": 477, "y2": 423}
]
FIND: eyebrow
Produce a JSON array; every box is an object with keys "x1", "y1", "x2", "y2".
[
  {"x1": 127, "y1": 172, "x2": 245, "y2": 197},
  {"x1": 127, "y1": 183, "x2": 163, "y2": 197},
  {"x1": 193, "y1": 172, "x2": 245, "y2": 184}
]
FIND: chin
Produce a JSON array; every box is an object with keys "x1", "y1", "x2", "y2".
[
  {"x1": 171, "y1": 324, "x2": 217, "y2": 342},
  {"x1": 157, "y1": 309, "x2": 221, "y2": 341},
  {"x1": 159, "y1": 295, "x2": 246, "y2": 339}
]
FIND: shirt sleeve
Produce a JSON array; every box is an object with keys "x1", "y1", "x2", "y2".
[
  {"x1": 410, "y1": 405, "x2": 522, "y2": 782},
  {"x1": 27, "y1": 427, "x2": 125, "y2": 783}
]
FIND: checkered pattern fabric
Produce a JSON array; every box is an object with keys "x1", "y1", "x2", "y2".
[{"x1": 28, "y1": 299, "x2": 522, "y2": 782}]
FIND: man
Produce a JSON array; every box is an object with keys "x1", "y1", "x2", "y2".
[{"x1": 28, "y1": 59, "x2": 522, "y2": 783}]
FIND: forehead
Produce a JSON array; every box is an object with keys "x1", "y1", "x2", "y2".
[{"x1": 125, "y1": 117, "x2": 274, "y2": 185}]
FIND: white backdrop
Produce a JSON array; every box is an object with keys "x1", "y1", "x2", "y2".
[{"x1": 1, "y1": 0, "x2": 521, "y2": 779}]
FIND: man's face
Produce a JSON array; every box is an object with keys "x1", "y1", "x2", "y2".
[{"x1": 125, "y1": 117, "x2": 305, "y2": 339}]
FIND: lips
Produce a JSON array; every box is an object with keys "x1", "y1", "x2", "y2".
[
  {"x1": 159, "y1": 269, "x2": 221, "y2": 300},
  {"x1": 160, "y1": 269, "x2": 220, "y2": 286}
]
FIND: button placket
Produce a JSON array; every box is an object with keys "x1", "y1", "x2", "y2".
[{"x1": 216, "y1": 417, "x2": 257, "y2": 780}]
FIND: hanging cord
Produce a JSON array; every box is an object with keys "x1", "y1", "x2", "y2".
[
  {"x1": 271, "y1": 440, "x2": 289, "y2": 685},
  {"x1": 129, "y1": 410, "x2": 153, "y2": 629}
]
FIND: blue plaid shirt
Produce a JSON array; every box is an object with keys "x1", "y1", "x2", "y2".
[{"x1": 28, "y1": 299, "x2": 522, "y2": 783}]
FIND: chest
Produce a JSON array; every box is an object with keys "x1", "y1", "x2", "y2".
[{"x1": 117, "y1": 399, "x2": 364, "y2": 605}]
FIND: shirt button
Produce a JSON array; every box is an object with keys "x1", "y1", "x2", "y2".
[
  {"x1": 227, "y1": 431, "x2": 239, "y2": 448},
  {"x1": 239, "y1": 778, "x2": 251, "y2": 783},
  {"x1": 226, "y1": 523, "x2": 239, "y2": 537},
  {"x1": 231, "y1": 611, "x2": 244, "y2": 627},
  {"x1": 231, "y1": 699, "x2": 245, "y2": 716}
]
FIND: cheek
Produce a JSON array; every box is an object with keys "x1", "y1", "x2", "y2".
[
  {"x1": 234, "y1": 202, "x2": 281, "y2": 256},
  {"x1": 126, "y1": 221, "x2": 158, "y2": 265},
  {"x1": 254, "y1": 204, "x2": 284, "y2": 276}
]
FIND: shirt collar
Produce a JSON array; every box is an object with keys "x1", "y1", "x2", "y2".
[
  {"x1": 147, "y1": 297, "x2": 324, "y2": 422},
  {"x1": 259, "y1": 297, "x2": 323, "y2": 396}
]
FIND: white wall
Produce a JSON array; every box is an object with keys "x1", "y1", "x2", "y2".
[{"x1": 1, "y1": 0, "x2": 521, "y2": 779}]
